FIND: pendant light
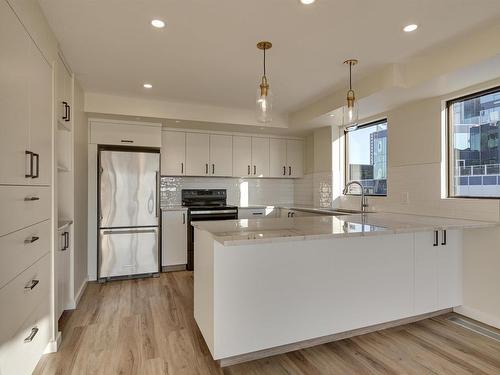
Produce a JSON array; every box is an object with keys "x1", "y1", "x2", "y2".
[
  {"x1": 256, "y1": 41, "x2": 273, "y2": 123},
  {"x1": 343, "y1": 59, "x2": 359, "y2": 126}
]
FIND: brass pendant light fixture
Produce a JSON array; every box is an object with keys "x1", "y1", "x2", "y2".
[
  {"x1": 343, "y1": 59, "x2": 359, "y2": 126},
  {"x1": 256, "y1": 41, "x2": 272, "y2": 123}
]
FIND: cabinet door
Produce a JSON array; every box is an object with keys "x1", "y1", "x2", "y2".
[
  {"x1": 161, "y1": 131, "x2": 185, "y2": 175},
  {"x1": 251, "y1": 137, "x2": 270, "y2": 178},
  {"x1": 286, "y1": 140, "x2": 304, "y2": 178},
  {"x1": 28, "y1": 43, "x2": 52, "y2": 185},
  {"x1": 56, "y1": 229, "x2": 70, "y2": 319},
  {"x1": 90, "y1": 122, "x2": 162, "y2": 147},
  {"x1": 414, "y1": 231, "x2": 438, "y2": 314},
  {"x1": 437, "y1": 230, "x2": 462, "y2": 309},
  {"x1": 186, "y1": 133, "x2": 210, "y2": 176},
  {"x1": 210, "y1": 134, "x2": 233, "y2": 177},
  {"x1": 162, "y1": 211, "x2": 187, "y2": 267},
  {"x1": 269, "y1": 139, "x2": 287, "y2": 178},
  {"x1": 0, "y1": 2, "x2": 31, "y2": 185},
  {"x1": 233, "y1": 136, "x2": 252, "y2": 177}
]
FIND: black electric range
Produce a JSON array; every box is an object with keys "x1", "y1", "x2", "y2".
[{"x1": 182, "y1": 189, "x2": 238, "y2": 270}]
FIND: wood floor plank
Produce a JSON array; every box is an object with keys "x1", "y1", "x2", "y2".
[{"x1": 33, "y1": 272, "x2": 500, "y2": 375}]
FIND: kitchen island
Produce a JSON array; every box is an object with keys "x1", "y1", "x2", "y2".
[{"x1": 193, "y1": 213, "x2": 496, "y2": 366}]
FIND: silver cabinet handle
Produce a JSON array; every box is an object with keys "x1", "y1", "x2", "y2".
[
  {"x1": 24, "y1": 236, "x2": 39, "y2": 244},
  {"x1": 24, "y1": 327, "x2": 39, "y2": 343},
  {"x1": 212, "y1": 164, "x2": 215, "y2": 174},
  {"x1": 62, "y1": 101, "x2": 68, "y2": 120},
  {"x1": 205, "y1": 163, "x2": 208, "y2": 174},
  {"x1": 283, "y1": 166, "x2": 286, "y2": 176},
  {"x1": 24, "y1": 279, "x2": 39, "y2": 290},
  {"x1": 289, "y1": 166, "x2": 291, "y2": 176},
  {"x1": 181, "y1": 162, "x2": 184, "y2": 174},
  {"x1": 433, "y1": 231, "x2": 439, "y2": 246},
  {"x1": 248, "y1": 165, "x2": 250, "y2": 175},
  {"x1": 253, "y1": 165, "x2": 256, "y2": 175},
  {"x1": 120, "y1": 139, "x2": 134, "y2": 143},
  {"x1": 24, "y1": 196, "x2": 40, "y2": 201},
  {"x1": 441, "y1": 230, "x2": 447, "y2": 246},
  {"x1": 182, "y1": 213, "x2": 186, "y2": 224}
]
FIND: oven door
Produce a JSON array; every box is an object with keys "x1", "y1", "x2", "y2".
[{"x1": 186, "y1": 210, "x2": 238, "y2": 270}]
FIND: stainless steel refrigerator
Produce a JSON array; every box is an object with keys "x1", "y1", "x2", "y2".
[{"x1": 98, "y1": 149, "x2": 160, "y2": 280}]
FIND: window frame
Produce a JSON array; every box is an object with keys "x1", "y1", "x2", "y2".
[
  {"x1": 447, "y1": 85, "x2": 500, "y2": 199},
  {"x1": 344, "y1": 118, "x2": 388, "y2": 197}
]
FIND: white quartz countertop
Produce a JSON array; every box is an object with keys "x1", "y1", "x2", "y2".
[{"x1": 192, "y1": 212, "x2": 497, "y2": 246}]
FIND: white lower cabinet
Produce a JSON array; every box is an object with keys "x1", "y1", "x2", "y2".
[
  {"x1": 56, "y1": 227, "x2": 71, "y2": 319},
  {"x1": 162, "y1": 211, "x2": 187, "y2": 268},
  {"x1": 414, "y1": 230, "x2": 462, "y2": 314}
]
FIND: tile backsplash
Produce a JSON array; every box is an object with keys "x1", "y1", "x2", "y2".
[{"x1": 160, "y1": 177, "x2": 295, "y2": 207}]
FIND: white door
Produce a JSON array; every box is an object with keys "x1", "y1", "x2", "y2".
[
  {"x1": 210, "y1": 134, "x2": 233, "y2": 177},
  {"x1": 269, "y1": 138, "x2": 287, "y2": 178},
  {"x1": 161, "y1": 131, "x2": 186, "y2": 175},
  {"x1": 233, "y1": 136, "x2": 252, "y2": 177},
  {"x1": 286, "y1": 140, "x2": 304, "y2": 178},
  {"x1": 162, "y1": 211, "x2": 187, "y2": 267},
  {"x1": 0, "y1": 2, "x2": 31, "y2": 185},
  {"x1": 251, "y1": 137, "x2": 270, "y2": 178},
  {"x1": 414, "y1": 231, "x2": 438, "y2": 314},
  {"x1": 186, "y1": 133, "x2": 210, "y2": 176},
  {"x1": 28, "y1": 43, "x2": 52, "y2": 186},
  {"x1": 437, "y1": 230, "x2": 462, "y2": 309}
]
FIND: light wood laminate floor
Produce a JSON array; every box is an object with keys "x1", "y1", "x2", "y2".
[{"x1": 34, "y1": 272, "x2": 500, "y2": 375}]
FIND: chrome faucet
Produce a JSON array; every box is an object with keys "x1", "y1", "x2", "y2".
[{"x1": 343, "y1": 181, "x2": 368, "y2": 213}]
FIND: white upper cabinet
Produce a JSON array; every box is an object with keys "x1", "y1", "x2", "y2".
[
  {"x1": 209, "y1": 134, "x2": 233, "y2": 177},
  {"x1": 186, "y1": 133, "x2": 210, "y2": 176},
  {"x1": 269, "y1": 139, "x2": 287, "y2": 178},
  {"x1": 90, "y1": 121, "x2": 162, "y2": 147},
  {"x1": 251, "y1": 137, "x2": 270, "y2": 178},
  {"x1": 286, "y1": 140, "x2": 304, "y2": 178},
  {"x1": 233, "y1": 136, "x2": 252, "y2": 177},
  {"x1": 0, "y1": 1, "x2": 51, "y2": 186},
  {"x1": 161, "y1": 131, "x2": 303, "y2": 178},
  {"x1": 161, "y1": 131, "x2": 185, "y2": 176}
]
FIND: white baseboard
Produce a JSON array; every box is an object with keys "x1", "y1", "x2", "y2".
[
  {"x1": 44, "y1": 331, "x2": 62, "y2": 354},
  {"x1": 454, "y1": 305, "x2": 500, "y2": 329},
  {"x1": 74, "y1": 278, "x2": 88, "y2": 308}
]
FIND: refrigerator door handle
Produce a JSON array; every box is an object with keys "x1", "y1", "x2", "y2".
[
  {"x1": 156, "y1": 171, "x2": 160, "y2": 218},
  {"x1": 101, "y1": 228, "x2": 157, "y2": 235}
]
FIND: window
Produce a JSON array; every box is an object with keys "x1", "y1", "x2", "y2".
[
  {"x1": 345, "y1": 119, "x2": 387, "y2": 196},
  {"x1": 448, "y1": 86, "x2": 500, "y2": 198}
]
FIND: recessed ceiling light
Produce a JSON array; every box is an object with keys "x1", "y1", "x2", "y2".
[
  {"x1": 175, "y1": 120, "x2": 181, "y2": 123},
  {"x1": 403, "y1": 24, "x2": 418, "y2": 32},
  {"x1": 329, "y1": 114, "x2": 335, "y2": 117},
  {"x1": 151, "y1": 19, "x2": 165, "y2": 28},
  {"x1": 300, "y1": 0, "x2": 316, "y2": 4},
  {"x1": 143, "y1": 83, "x2": 153, "y2": 88}
]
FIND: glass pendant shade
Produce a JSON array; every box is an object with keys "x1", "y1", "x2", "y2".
[
  {"x1": 343, "y1": 91, "x2": 358, "y2": 126},
  {"x1": 256, "y1": 82, "x2": 272, "y2": 123}
]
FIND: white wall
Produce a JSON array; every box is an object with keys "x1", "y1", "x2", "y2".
[
  {"x1": 73, "y1": 80, "x2": 88, "y2": 299},
  {"x1": 334, "y1": 78, "x2": 500, "y2": 327}
]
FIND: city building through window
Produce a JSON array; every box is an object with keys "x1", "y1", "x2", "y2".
[
  {"x1": 448, "y1": 87, "x2": 500, "y2": 198},
  {"x1": 345, "y1": 119, "x2": 388, "y2": 196}
]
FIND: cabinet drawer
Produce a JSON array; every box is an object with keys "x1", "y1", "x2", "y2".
[
  {"x1": 90, "y1": 121, "x2": 161, "y2": 147},
  {"x1": 0, "y1": 220, "x2": 50, "y2": 289},
  {"x1": 0, "y1": 185, "x2": 50, "y2": 237},
  {"x1": 0, "y1": 253, "x2": 50, "y2": 344},
  {"x1": 0, "y1": 295, "x2": 50, "y2": 375}
]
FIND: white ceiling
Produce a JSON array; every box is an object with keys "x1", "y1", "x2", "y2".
[{"x1": 39, "y1": 0, "x2": 500, "y2": 116}]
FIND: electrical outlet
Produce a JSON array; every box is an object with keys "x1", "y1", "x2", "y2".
[{"x1": 401, "y1": 192, "x2": 410, "y2": 204}]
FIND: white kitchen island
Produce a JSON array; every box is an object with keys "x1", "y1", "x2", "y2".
[{"x1": 193, "y1": 213, "x2": 495, "y2": 366}]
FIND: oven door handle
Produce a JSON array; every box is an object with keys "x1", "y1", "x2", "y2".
[{"x1": 190, "y1": 209, "x2": 238, "y2": 215}]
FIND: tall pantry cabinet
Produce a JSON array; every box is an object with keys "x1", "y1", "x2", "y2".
[{"x1": 0, "y1": 1, "x2": 53, "y2": 374}]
